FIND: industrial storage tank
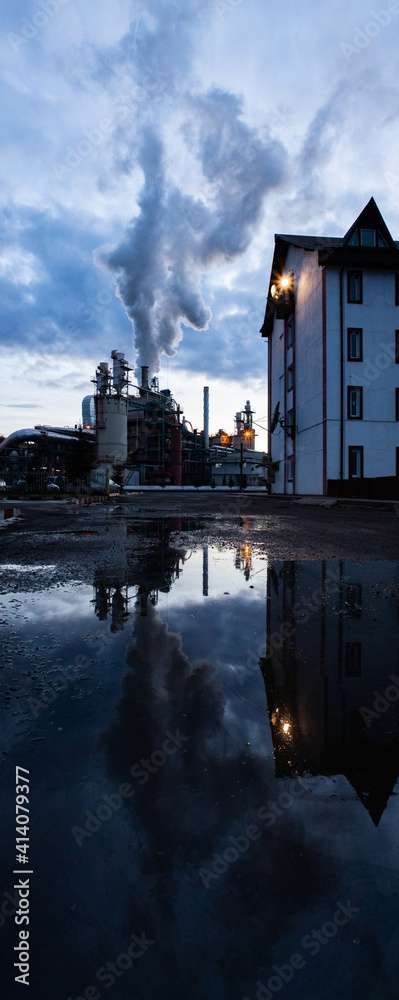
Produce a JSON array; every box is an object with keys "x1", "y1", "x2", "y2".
[
  {"x1": 95, "y1": 395, "x2": 128, "y2": 466},
  {"x1": 93, "y1": 353, "x2": 128, "y2": 468},
  {"x1": 82, "y1": 395, "x2": 96, "y2": 429}
]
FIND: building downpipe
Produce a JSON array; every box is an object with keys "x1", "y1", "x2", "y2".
[{"x1": 204, "y1": 386, "x2": 209, "y2": 450}]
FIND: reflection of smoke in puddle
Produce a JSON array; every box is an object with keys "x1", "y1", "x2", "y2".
[{"x1": 95, "y1": 599, "x2": 341, "y2": 994}]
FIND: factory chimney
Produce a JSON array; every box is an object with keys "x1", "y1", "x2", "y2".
[
  {"x1": 203, "y1": 386, "x2": 209, "y2": 450},
  {"x1": 141, "y1": 366, "x2": 149, "y2": 389}
]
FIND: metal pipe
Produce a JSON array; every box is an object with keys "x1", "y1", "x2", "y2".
[
  {"x1": 204, "y1": 386, "x2": 209, "y2": 450},
  {"x1": 339, "y1": 267, "x2": 344, "y2": 480}
]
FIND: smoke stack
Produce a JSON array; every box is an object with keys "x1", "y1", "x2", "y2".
[
  {"x1": 204, "y1": 386, "x2": 209, "y2": 450},
  {"x1": 141, "y1": 366, "x2": 149, "y2": 389}
]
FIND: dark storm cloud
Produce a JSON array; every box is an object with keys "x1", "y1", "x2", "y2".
[{"x1": 0, "y1": 203, "x2": 130, "y2": 354}]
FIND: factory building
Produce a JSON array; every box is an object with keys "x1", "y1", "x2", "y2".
[
  {"x1": 0, "y1": 347, "x2": 267, "y2": 491},
  {"x1": 0, "y1": 425, "x2": 94, "y2": 488}
]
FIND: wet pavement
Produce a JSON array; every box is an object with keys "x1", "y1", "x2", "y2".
[{"x1": 1, "y1": 503, "x2": 399, "y2": 999}]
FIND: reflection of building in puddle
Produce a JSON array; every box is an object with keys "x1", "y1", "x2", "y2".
[
  {"x1": 235, "y1": 543, "x2": 252, "y2": 580},
  {"x1": 261, "y1": 560, "x2": 399, "y2": 825},
  {"x1": 203, "y1": 545, "x2": 208, "y2": 597},
  {"x1": 92, "y1": 570, "x2": 130, "y2": 631},
  {"x1": 92, "y1": 522, "x2": 185, "y2": 626}
]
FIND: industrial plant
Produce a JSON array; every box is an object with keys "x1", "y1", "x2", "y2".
[{"x1": 0, "y1": 351, "x2": 267, "y2": 491}]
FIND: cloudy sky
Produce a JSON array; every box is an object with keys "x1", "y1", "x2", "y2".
[{"x1": 1, "y1": 0, "x2": 399, "y2": 446}]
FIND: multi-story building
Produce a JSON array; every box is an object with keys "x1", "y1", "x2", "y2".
[
  {"x1": 261, "y1": 559, "x2": 399, "y2": 825},
  {"x1": 261, "y1": 198, "x2": 399, "y2": 495}
]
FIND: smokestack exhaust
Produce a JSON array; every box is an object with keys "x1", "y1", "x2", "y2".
[{"x1": 204, "y1": 386, "x2": 209, "y2": 450}]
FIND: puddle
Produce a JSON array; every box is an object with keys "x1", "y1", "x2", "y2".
[{"x1": 0, "y1": 525, "x2": 398, "y2": 999}]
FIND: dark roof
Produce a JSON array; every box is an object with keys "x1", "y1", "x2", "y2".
[
  {"x1": 275, "y1": 233, "x2": 399, "y2": 251},
  {"x1": 275, "y1": 234, "x2": 342, "y2": 251}
]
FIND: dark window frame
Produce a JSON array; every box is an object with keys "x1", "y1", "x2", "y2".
[
  {"x1": 347, "y1": 328, "x2": 363, "y2": 362},
  {"x1": 287, "y1": 455, "x2": 294, "y2": 482},
  {"x1": 287, "y1": 365, "x2": 294, "y2": 392},
  {"x1": 345, "y1": 584, "x2": 362, "y2": 619},
  {"x1": 345, "y1": 641, "x2": 362, "y2": 677},
  {"x1": 348, "y1": 445, "x2": 364, "y2": 479},
  {"x1": 286, "y1": 314, "x2": 294, "y2": 349},
  {"x1": 347, "y1": 271, "x2": 363, "y2": 304},
  {"x1": 347, "y1": 385, "x2": 363, "y2": 420}
]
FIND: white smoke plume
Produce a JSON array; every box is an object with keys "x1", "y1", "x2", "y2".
[{"x1": 97, "y1": 81, "x2": 286, "y2": 377}]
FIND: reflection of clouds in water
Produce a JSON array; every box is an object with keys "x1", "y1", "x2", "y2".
[
  {"x1": 0, "y1": 583, "x2": 94, "y2": 621},
  {"x1": 99, "y1": 601, "x2": 342, "y2": 997}
]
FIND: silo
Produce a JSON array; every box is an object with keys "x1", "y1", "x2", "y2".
[{"x1": 95, "y1": 395, "x2": 128, "y2": 466}]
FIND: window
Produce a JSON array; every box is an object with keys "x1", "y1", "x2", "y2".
[
  {"x1": 286, "y1": 315, "x2": 294, "y2": 348},
  {"x1": 287, "y1": 366, "x2": 294, "y2": 391},
  {"x1": 347, "y1": 386, "x2": 363, "y2": 419},
  {"x1": 345, "y1": 642, "x2": 361, "y2": 677},
  {"x1": 396, "y1": 276, "x2": 399, "y2": 306},
  {"x1": 396, "y1": 330, "x2": 399, "y2": 362},
  {"x1": 377, "y1": 230, "x2": 388, "y2": 247},
  {"x1": 396, "y1": 389, "x2": 399, "y2": 421},
  {"x1": 345, "y1": 584, "x2": 362, "y2": 619},
  {"x1": 360, "y1": 228, "x2": 375, "y2": 246},
  {"x1": 287, "y1": 409, "x2": 295, "y2": 439},
  {"x1": 349, "y1": 446, "x2": 364, "y2": 479},
  {"x1": 287, "y1": 456, "x2": 294, "y2": 482},
  {"x1": 348, "y1": 228, "x2": 388, "y2": 248},
  {"x1": 347, "y1": 328, "x2": 363, "y2": 361},
  {"x1": 347, "y1": 271, "x2": 363, "y2": 303}
]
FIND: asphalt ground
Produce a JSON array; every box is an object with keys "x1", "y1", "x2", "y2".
[{"x1": 0, "y1": 493, "x2": 398, "y2": 568}]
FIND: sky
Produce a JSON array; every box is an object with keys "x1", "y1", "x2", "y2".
[{"x1": 1, "y1": 0, "x2": 399, "y2": 448}]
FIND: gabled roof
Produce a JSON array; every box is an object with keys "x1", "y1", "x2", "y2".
[
  {"x1": 261, "y1": 198, "x2": 399, "y2": 337},
  {"x1": 342, "y1": 195, "x2": 396, "y2": 248}
]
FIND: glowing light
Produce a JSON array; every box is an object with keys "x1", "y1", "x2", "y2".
[
  {"x1": 280, "y1": 277, "x2": 290, "y2": 288},
  {"x1": 282, "y1": 722, "x2": 290, "y2": 734}
]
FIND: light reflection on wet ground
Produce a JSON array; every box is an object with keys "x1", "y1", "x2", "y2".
[{"x1": 0, "y1": 520, "x2": 398, "y2": 1000}]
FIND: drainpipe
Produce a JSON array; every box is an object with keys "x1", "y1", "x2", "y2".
[{"x1": 339, "y1": 266, "x2": 344, "y2": 480}]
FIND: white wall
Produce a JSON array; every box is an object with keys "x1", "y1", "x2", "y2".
[{"x1": 270, "y1": 251, "x2": 399, "y2": 494}]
